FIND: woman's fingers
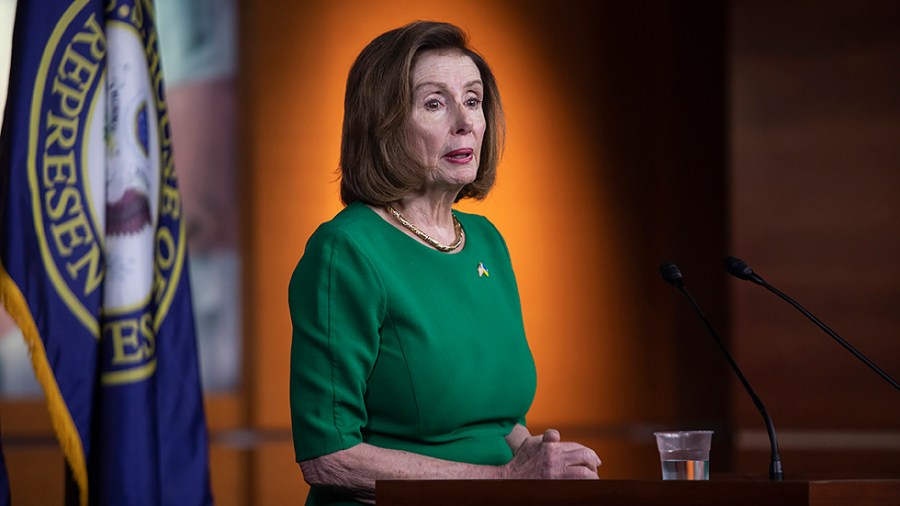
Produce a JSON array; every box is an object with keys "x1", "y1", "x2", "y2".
[
  {"x1": 543, "y1": 434, "x2": 601, "y2": 478},
  {"x1": 507, "y1": 428, "x2": 602, "y2": 479},
  {"x1": 564, "y1": 464, "x2": 601, "y2": 479},
  {"x1": 543, "y1": 437, "x2": 602, "y2": 468},
  {"x1": 571, "y1": 450, "x2": 602, "y2": 477},
  {"x1": 569, "y1": 447, "x2": 602, "y2": 469}
]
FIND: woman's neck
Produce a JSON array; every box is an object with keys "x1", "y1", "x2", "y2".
[
  {"x1": 394, "y1": 194, "x2": 455, "y2": 229},
  {"x1": 369, "y1": 191, "x2": 462, "y2": 248}
]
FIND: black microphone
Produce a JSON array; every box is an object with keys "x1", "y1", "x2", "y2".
[
  {"x1": 659, "y1": 262, "x2": 784, "y2": 481},
  {"x1": 725, "y1": 255, "x2": 900, "y2": 392}
]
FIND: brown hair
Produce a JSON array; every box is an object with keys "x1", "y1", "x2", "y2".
[{"x1": 339, "y1": 21, "x2": 505, "y2": 205}]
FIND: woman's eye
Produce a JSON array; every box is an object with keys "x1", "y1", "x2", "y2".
[
  {"x1": 465, "y1": 98, "x2": 482, "y2": 108},
  {"x1": 424, "y1": 99, "x2": 442, "y2": 111}
]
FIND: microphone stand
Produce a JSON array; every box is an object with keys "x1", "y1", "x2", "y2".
[{"x1": 660, "y1": 262, "x2": 784, "y2": 480}]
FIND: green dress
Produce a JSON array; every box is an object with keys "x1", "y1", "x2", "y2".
[{"x1": 289, "y1": 202, "x2": 537, "y2": 506}]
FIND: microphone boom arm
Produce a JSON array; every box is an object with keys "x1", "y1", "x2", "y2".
[
  {"x1": 725, "y1": 255, "x2": 900, "y2": 392},
  {"x1": 758, "y1": 277, "x2": 900, "y2": 392}
]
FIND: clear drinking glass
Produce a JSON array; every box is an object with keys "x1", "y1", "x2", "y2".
[{"x1": 653, "y1": 430, "x2": 713, "y2": 480}]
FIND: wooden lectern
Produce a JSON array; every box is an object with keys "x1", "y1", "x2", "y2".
[{"x1": 377, "y1": 479, "x2": 900, "y2": 506}]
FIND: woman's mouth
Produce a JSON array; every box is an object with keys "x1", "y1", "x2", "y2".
[{"x1": 443, "y1": 148, "x2": 475, "y2": 164}]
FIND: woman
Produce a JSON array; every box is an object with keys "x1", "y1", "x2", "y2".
[{"x1": 289, "y1": 21, "x2": 601, "y2": 506}]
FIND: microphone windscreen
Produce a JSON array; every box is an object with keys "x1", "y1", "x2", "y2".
[
  {"x1": 659, "y1": 262, "x2": 684, "y2": 286},
  {"x1": 724, "y1": 255, "x2": 755, "y2": 280}
]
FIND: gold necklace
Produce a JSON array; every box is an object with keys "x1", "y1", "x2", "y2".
[{"x1": 386, "y1": 205, "x2": 464, "y2": 253}]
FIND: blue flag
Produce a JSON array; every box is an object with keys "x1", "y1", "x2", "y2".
[{"x1": 0, "y1": 1, "x2": 212, "y2": 504}]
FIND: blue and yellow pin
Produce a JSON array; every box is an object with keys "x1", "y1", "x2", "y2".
[{"x1": 477, "y1": 262, "x2": 489, "y2": 278}]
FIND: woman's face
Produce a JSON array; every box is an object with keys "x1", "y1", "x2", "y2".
[{"x1": 407, "y1": 50, "x2": 486, "y2": 193}]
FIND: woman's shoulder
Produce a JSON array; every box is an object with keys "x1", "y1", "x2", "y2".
[
  {"x1": 452, "y1": 209, "x2": 514, "y2": 259},
  {"x1": 453, "y1": 209, "x2": 504, "y2": 241},
  {"x1": 453, "y1": 208, "x2": 495, "y2": 230},
  {"x1": 306, "y1": 202, "x2": 382, "y2": 244},
  {"x1": 292, "y1": 204, "x2": 373, "y2": 268},
  {"x1": 291, "y1": 203, "x2": 384, "y2": 283}
]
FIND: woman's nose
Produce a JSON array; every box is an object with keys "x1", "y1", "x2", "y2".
[{"x1": 452, "y1": 102, "x2": 473, "y2": 134}]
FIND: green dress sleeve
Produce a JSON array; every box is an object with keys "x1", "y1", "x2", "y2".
[{"x1": 289, "y1": 226, "x2": 385, "y2": 461}]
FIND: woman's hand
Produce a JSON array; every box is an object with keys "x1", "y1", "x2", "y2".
[{"x1": 502, "y1": 429, "x2": 601, "y2": 479}]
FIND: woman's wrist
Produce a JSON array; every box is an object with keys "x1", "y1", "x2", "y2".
[{"x1": 495, "y1": 461, "x2": 513, "y2": 480}]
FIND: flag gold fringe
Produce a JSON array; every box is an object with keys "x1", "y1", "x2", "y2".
[{"x1": 0, "y1": 264, "x2": 88, "y2": 506}]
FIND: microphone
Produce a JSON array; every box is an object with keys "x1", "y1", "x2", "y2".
[
  {"x1": 659, "y1": 262, "x2": 784, "y2": 480},
  {"x1": 725, "y1": 255, "x2": 900, "y2": 392}
]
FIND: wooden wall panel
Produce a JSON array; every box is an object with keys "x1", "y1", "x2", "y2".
[
  {"x1": 207, "y1": 445, "x2": 249, "y2": 506},
  {"x1": 730, "y1": 0, "x2": 900, "y2": 475},
  {"x1": 252, "y1": 440, "x2": 309, "y2": 505},
  {"x1": 4, "y1": 444, "x2": 64, "y2": 505}
]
